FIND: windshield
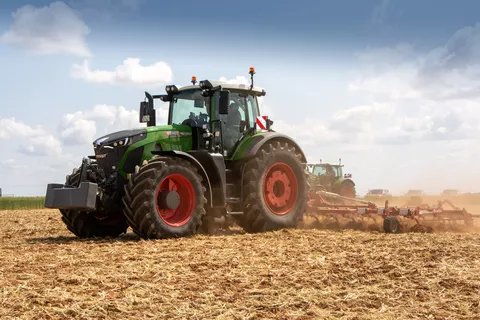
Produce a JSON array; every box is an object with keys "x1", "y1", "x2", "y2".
[
  {"x1": 312, "y1": 166, "x2": 326, "y2": 175},
  {"x1": 332, "y1": 166, "x2": 342, "y2": 177},
  {"x1": 170, "y1": 90, "x2": 210, "y2": 126}
]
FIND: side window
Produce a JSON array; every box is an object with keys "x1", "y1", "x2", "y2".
[
  {"x1": 246, "y1": 95, "x2": 258, "y2": 128},
  {"x1": 225, "y1": 92, "x2": 247, "y2": 127},
  {"x1": 313, "y1": 167, "x2": 326, "y2": 176}
]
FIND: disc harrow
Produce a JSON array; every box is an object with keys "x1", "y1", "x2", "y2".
[{"x1": 302, "y1": 190, "x2": 480, "y2": 233}]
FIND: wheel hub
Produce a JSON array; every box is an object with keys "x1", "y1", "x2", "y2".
[
  {"x1": 266, "y1": 171, "x2": 291, "y2": 207},
  {"x1": 263, "y1": 162, "x2": 299, "y2": 215},
  {"x1": 155, "y1": 174, "x2": 196, "y2": 227},
  {"x1": 157, "y1": 190, "x2": 181, "y2": 210}
]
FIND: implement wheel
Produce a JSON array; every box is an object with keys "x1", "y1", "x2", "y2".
[
  {"x1": 122, "y1": 157, "x2": 207, "y2": 239},
  {"x1": 234, "y1": 141, "x2": 308, "y2": 233},
  {"x1": 383, "y1": 216, "x2": 401, "y2": 234}
]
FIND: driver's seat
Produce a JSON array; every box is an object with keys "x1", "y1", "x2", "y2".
[
  {"x1": 223, "y1": 102, "x2": 243, "y2": 152},
  {"x1": 226, "y1": 102, "x2": 242, "y2": 130}
]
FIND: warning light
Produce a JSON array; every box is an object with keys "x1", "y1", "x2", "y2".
[
  {"x1": 249, "y1": 67, "x2": 255, "y2": 74},
  {"x1": 191, "y1": 76, "x2": 197, "y2": 85}
]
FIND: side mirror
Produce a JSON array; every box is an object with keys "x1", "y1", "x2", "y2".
[
  {"x1": 139, "y1": 101, "x2": 151, "y2": 123},
  {"x1": 194, "y1": 99, "x2": 204, "y2": 108},
  {"x1": 266, "y1": 118, "x2": 274, "y2": 130},
  {"x1": 219, "y1": 91, "x2": 230, "y2": 115}
]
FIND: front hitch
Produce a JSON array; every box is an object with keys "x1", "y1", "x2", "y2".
[{"x1": 44, "y1": 157, "x2": 98, "y2": 211}]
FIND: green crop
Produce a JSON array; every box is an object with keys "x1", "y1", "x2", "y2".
[{"x1": 0, "y1": 197, "x2": 45, "y2": 210}]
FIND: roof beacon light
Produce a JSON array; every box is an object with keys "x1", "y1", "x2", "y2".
[
  {"x1": 191, "y1": 76, "x2": 197, "y2": 85},
  {"x1": 249, "y1": 66, "x2": 255, "y2": 90}
]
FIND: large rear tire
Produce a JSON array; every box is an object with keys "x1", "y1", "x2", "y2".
[
  {"x1": 338, "y1": 180, "x2": 356, "y2": 198},
  {"x1": 234, "y1": 141, "x2": 308, "y2": 233},
  {"x1": 60, "y1": 167, "x2": 129, "y2": 238},
  {"x1": 122, "y1": 157, "x2": 207, "y2": 239}
]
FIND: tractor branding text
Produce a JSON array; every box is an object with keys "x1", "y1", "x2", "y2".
[{"x1": 164, "y1": 131, "x2": 193, "y2": 137}]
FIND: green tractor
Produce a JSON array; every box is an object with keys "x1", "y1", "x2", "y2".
[
  {"x1": 44, "y1": 67, "x2": 309, "y2": 239},
  {"x1": 306, "y1": 159, "x2": 356, "y2": 198}
]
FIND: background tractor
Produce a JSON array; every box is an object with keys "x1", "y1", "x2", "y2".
[
  {"x1": 306, "y1": 159, "x2": 356, "y2": 198},
  {"x1": 45, "y1": 68, "x2": 309, "y2": 239}
]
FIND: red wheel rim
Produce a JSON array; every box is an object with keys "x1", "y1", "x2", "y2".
[
  {"x1": 155, "y1": 174, "x2": 196, "y2": 227},
  {"x1": 263, "y1": 162, "x2": 298, "y2": 215}
]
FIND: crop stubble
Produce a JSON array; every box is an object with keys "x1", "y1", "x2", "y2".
[{"x1": 0, "y1": 209, "x2": 479, "y2": 320}]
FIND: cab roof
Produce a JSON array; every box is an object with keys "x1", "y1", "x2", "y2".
[{"x1": 176, "y1": 80, "x2": 266, "y2": 95}]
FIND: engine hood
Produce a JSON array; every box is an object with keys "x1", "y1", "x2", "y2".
[{"x1": 93, "y1": 128, "x2": 147, "y2": 146}]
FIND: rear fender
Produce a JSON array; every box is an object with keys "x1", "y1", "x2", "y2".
[
  {"x1": 232, "y1": 132, "x2": 307, "y2": 163},
  {"x1": 332, "y1": 178, "x2": 355, "y2": 192},
  {"x1": 151, "y1": 150, "x2": 226, "y2": 208}
]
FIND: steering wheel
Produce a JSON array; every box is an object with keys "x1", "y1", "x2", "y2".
[{"x1": 182, "y1": 119, "x2": 198, "y2": 127}]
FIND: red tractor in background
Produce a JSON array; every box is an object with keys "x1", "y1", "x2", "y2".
[{"x1": 306, "y1": 158, "x2": 356, "y2": 198}]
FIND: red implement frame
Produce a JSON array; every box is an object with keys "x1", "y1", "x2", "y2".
[{"x1": 305, "y1": 190, "x2": 480, "y2": 233}]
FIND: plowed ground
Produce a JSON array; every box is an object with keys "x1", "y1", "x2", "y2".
[{"x1": 1, "y1": 209, "x2": 479, "y2": 320}]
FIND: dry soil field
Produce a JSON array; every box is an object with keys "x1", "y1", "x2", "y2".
[{"x1": 1, "y1": 208, "x2": 479, "y2": 320}]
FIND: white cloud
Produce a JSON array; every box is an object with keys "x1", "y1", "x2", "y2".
[
  {"x1": 0, "y1": 117, "x2": 44, "y2": 139},
  {"x1": 58, "y1": 103, "x2": 169, "y2": 145},
  {"x1": 59, "y1": 112, "x2": 97, "y2": 145},
  {"x1": 1, "y1": 159, "x2": 28, "y2": 170},
  {"x1": 349, "y1": 22, "x2": 480, "y2": 102},
  {"x1": 0, "y1": 117, "x2": 62, "y2": 156},
  {"x1": 70, "y1": 58, "x2": 173, "y2": 86},
  {"x1": 218, "y1": 76, "x2": 249, "y2": 85},
  {"x1": 19, "y1": 135, "x2": 62, "y2": 156},
  {"x1": 0, "y1": 1, "x2": 91, "y2": 57},
  {"x1": 336, "y1": 22, "x2": 480, "y2": 146}
]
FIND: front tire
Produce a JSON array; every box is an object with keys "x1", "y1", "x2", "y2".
[
  {"x1": 122, "y1": 157, "x2": 207, "y2": 239},
  {"x1": 60, "y1": 167, "x2": 129, "y2": 238},
  {"x1": 234, "y1": 141, "x2": 308, "y2": 233}
]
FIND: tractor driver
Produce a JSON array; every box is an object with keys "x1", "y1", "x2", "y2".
[
  {"x1": 324, "y1": 164, "x2": 336, "y2": 179},
  {"x1": 223, "y1": 101, "x2": 243, "y2": 151},
  {"x1": 226, "y1": 102, "x2": 242, "y2": 129}
]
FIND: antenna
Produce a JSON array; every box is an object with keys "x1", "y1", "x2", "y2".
[{"x1": 339, "y1": 158, "x2": 342, "y2": 165}]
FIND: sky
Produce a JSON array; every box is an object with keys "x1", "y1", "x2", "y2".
[{"x1": 1, "y1": 0, "x2": 480, "y2": 196}]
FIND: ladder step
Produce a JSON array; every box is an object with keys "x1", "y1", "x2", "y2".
[
  {"x1": 227, "y1": 211, "x2": 243, "y2": 215},
  {"x1": 227, "y1": 197, "x2": 241, "y2": 204}
]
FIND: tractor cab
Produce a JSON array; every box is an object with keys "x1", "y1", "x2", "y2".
[
  {"x1": 138, "y1": 68, "x2": 269, "y2": 159},
  {"x1": 308, "y1": 159, "x2": 349, "y2": 180},
  {"x1": 306, "y1": 159, "x2": 356, "y2": 198}
]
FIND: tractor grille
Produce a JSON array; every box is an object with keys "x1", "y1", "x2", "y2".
[
  {"x1": 94, "y1": 144, "x2": 128, "y2": 176},
  {"x1": 92, "y1": 129, "x2": 147, "y2": 176}
]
